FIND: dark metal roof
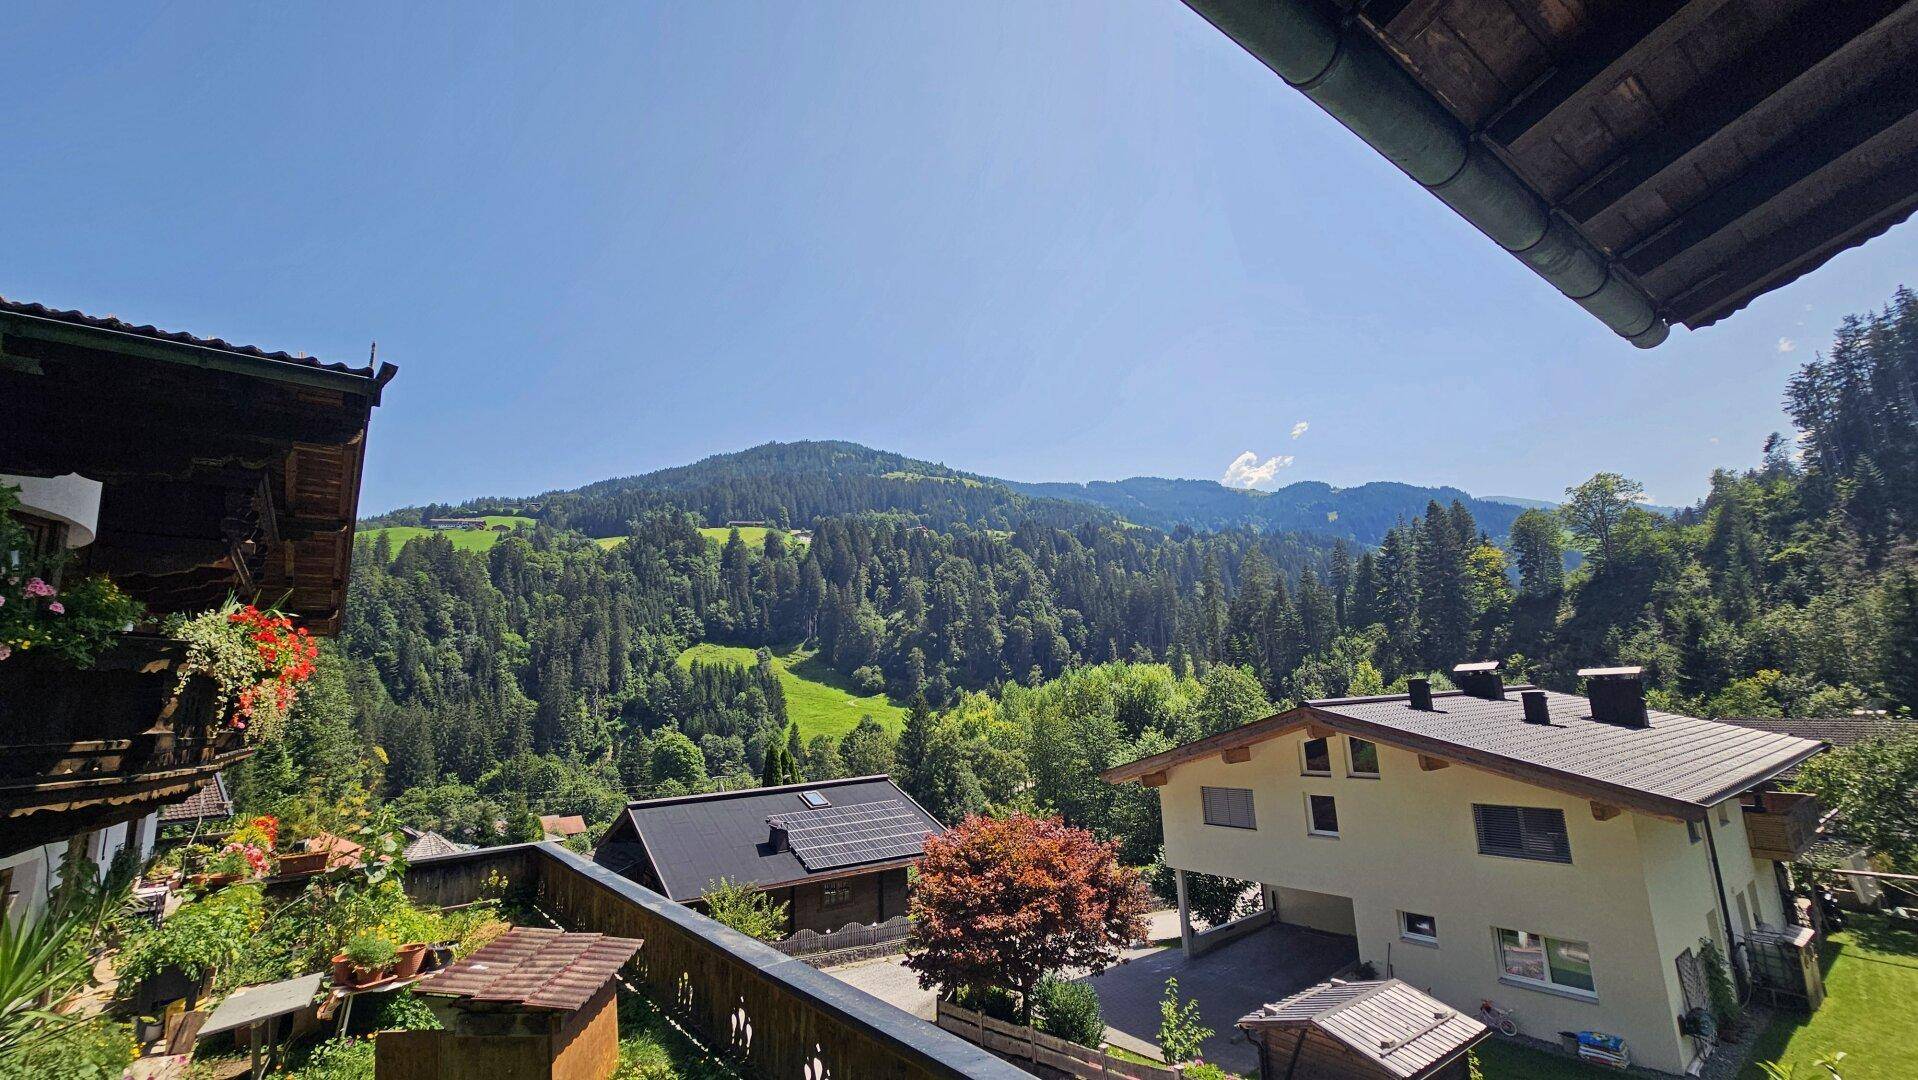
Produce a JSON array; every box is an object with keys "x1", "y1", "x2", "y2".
[
  {"x1": 1104, "y1": 688, "x2": 1828, "y2": 818},
  {"x1": 157, "y1": 773, "x2": 232, "y2": 824},
  {"x1": 1183, "y1": 0, "x2": 1918, "y2": 342},
  {"x1": 1310, "y1": 689, "x2": 1826, "y2": 812},
  {"x1": 599, "y1": 775, "x2": 943, "y2": 901},
  {"x1": 1240, "y1": 979, "x2": 1489, "y2": 1080},
  {"x1": 0, "y1": 296, "x2": 384, "y2": 379},
  {"x1": 415, "y1": 927, "x2": 641, "y2": 1012}
]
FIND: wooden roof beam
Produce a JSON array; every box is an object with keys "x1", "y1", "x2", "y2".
[
  {"x1": 1562, "y1": 0, "x2": 1915, "y2": 225},
  {"x1": 1669, "y1": 141, "x2": 1918, "y2": 327},
  {"x1": 1482, "y1": 0, "x2": 1704, "y2": 147},
  {"x1": 1621, "y1": 74, "x2": 1918, "y2": 276}
]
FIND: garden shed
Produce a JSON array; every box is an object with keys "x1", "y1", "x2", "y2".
[
  {"x1": 376, "y1": 926, "x2": 642, "y2": 1080},
  {"x1": 1238, "y1": 979, "x2": 1489, "y2": 1080}
]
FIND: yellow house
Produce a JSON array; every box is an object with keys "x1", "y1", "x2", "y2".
[{"x1": 1103, "y1": 665, "x2": 1826, "y2": 1076}]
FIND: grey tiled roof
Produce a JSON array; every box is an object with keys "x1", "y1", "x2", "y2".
[
  {"x1": 1312, "y1": 689, "x2": 1826, "y2": 812},
  {"x1": 1721, "y1": 716, "x2": 1911, "y2": 749},
  {"x1": 1241, "y1": 979, "x2": 1488, "y2": 1079},
  {"x1": 401, "y1": 830, "x2": 470, "y2": 861},
  {"x1": 599, "y1": 775, "x2": 942, "y2": 901}
]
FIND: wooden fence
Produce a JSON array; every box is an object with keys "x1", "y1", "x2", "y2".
[
  {"x1": 405, "y1": 843, "x2": 1033, "y2": 1080},
  {"x1": 935, "y1": 999, "x2": 1178, "y2": 1080},
  {"x1": 774, "y1": 915, "x2": 915, "y2": 957}
]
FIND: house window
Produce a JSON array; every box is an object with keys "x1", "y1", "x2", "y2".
[
  {"x1": 1400, "y1": 911, "x2": 1438, "y2": 943},
  {"x1": 1473, "y1": 805, "x2": 1572, "y2": 864},
  {"x1": 1301, "y1": 737, "x2": 1332, "y2": 776},
  {"x1": 1306, "y1": 794, "x2": 1340, "y2": 837},
  {"x1": 1347, "y1": 738, "x2": 1379, "y2": 777},
  {"x1": 1496, "y1": 927, "x2": 1596, "y2": 997},
  {"x1": 822, "y1": 882, "x2": 854, "y2": 908},
  {"x1": 1202, "y1": 787, "x2": 1257, "y2": 830}
]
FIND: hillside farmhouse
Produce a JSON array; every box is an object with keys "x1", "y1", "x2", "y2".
[{"x1": 1105, "y1": 664, "x2": 1827, "y2": 1075}]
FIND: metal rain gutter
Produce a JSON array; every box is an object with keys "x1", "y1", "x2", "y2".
[{"x1": 1183, "y1": 0, "x2": 1671, "y2": 349}]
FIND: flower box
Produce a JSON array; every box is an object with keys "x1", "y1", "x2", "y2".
[{"x1": 275, "y1": 850, "x2": 331, "y2": 877}]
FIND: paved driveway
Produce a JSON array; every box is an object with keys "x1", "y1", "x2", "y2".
[{"x1": 1080, "y1": 922, "x2": 1358, "y2": 1074}]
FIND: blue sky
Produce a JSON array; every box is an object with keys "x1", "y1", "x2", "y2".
[{"x1": 9, "y1": 3, "x2": 1913, "y2": 513}]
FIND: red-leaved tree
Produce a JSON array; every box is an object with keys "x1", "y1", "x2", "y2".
[{"x1": 906, "y1": 812, "x2": 1150, "y2": 1018}]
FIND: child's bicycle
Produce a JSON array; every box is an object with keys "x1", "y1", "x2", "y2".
[{"x1": 1478, "y1": 999, "x2": 1520, "y2": 1037}]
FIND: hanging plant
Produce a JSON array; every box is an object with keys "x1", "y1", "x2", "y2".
[
  {"x1": 1, "y1": 484, "x2": 145, "y2": 666},
  {"x1": 165, "y1": 601, "x2": 320, "y2": 742}
]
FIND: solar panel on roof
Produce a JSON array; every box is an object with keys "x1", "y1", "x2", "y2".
[{"x1": 770, "y1": 799, "x2": 935, "y2": 871}]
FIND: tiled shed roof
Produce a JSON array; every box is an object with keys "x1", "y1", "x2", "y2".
[
  {"x1": 1240, "y1": 979, "x2": 1489, "y2": 1080},
  {"x1": 538, "y1": 814, "x2": 588, "y2": 838},
  {"x1": 158, "y1": 774, "x2": 232, "y2": 823},
  {"x1": 415, "y1": 927, "x2": 642, "y2": 1012}
]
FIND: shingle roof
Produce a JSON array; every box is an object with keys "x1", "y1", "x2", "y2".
[
  {"x1": 0, "y1": 296, "x2": 381, "y2": 378},
  {"x1": 1721, "y1": 716, "x2": 1911, "y2": 749},
  {"x1": 158, "y1": 774, "x2": 232, "y2": 823},
  {"x1": 598, "y1": 775, "x2": 943, "y2": 901},
  {"x1": 401, "y1": 830, "x2": 470, "y2": 861},
  {"x1": 1104, "y1": 687, "x2": 1828, "y2": 818},
  {"x1": 1240, "y1": 979, "x2": 1489, "y2": 1080},
  {"x1": 414, "y1": 927, "x2": 641, "y2": 1012}
]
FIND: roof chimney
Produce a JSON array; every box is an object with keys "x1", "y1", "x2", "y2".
[
  {"x1": 1521, "y1": 689, "x2": 1551, "y2": 725},
  {"x1": 1407, "y1": 677, "x2": 1433, "y2": 711},
  {"x1": 1579, "y1": 667, "x2": 1649, "y2": 729},
  {"x1": 766, "y1": 818, "x2": 790, "y2": 853},
  {"x1": 1452, "y1": 661, "x2": 1504, "y2": 701}
]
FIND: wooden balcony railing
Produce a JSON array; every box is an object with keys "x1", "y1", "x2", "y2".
[
  {"x1": 404, "y1": 842, "x2": 1035, "y2": 1080},
  {"x1": 1743, "y1": 791, "x2": 1824, "y2": 862},
  {"x1": 0, "y1": 633, "x2": 249, "y2": 855}
]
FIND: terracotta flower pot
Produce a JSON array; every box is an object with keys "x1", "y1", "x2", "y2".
[
  {"x1": 331, "y1": 953, "x2": 353, "y2": 985},
  {"x1": 275, "y1": 850, "x2": 330, "y2": 877},
  {"x1": 348, "y1": 963, "x2": 390, "y2": 989},
  {"x1": 393, "y1": 942, "x2": 428, "y2": 980}
]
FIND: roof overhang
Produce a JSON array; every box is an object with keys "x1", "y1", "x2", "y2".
[
  {"x1": 1183, "y1": 0, "x2": 1918, "y2": 346},
  {"x1": 1101, "y1": 702, "x2": 1824, "y2": 821}
]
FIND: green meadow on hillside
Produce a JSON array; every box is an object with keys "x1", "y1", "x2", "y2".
[
  {"x1": 676, "y1": 642, "x2": 906, "y2": 739},
  {"x1": 593, "y1": 526, "x2": 809, "y2": 551},
  {"x1": 361, "y1": 515, "x2": 536, "y2": 560}
]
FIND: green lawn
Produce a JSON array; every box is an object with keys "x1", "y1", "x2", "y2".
[
  {"x1": 676, "y1": 641, "x2": 907, "y2": 739},
  {"x1": 361, "y1": 515, "x2": 536, "y2": 561},
  {"x1": 594, "y1": 526, "x2": 810, "y2": 552},
  {"x1": 1736, "y1": 913, "x2": 1918, "y2": 1080},
  {"x1": 1473, "y1": 913, "x2": 1918, "y2": 1080}
]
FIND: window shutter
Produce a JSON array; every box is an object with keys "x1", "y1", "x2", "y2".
[
  {"x1": 1474, "y1": 804, "x2": 1571, "y2": 863},
  {"x1": 1202, "y1": 787, "x2": 1257, "y2": 830}
]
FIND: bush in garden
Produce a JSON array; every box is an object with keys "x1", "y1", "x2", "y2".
[{"x1": 1033, "y1": 975, "x2": 1104, "y2": 1047}]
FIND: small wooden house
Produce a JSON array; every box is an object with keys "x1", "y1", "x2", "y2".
[
  {"x1": 1238, "y1": 979, "x2": 1489, "y2": 1080},
  {"x1": 378, "y1": 927, "x2": 642, "y2": 1080}
]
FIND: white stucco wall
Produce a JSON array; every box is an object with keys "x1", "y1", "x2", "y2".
[{"x1": 1154, "y1": 729, "x2": 1742, "y2": 1074}]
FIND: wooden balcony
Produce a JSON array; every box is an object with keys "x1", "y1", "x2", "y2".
[
  {"x1": 404, "y1": 843, "x2": 1034, "y2": 1080},
  {"x1": 1743, "y1": 791, "x2": 1824, "y2": 862},
  {"x1": 0, "y1": 633, "x2": 251, "y2": 857}
]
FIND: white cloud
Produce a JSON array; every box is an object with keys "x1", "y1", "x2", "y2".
[
  {"x1": 1290, "y1": 421, "x2": 1309, "y2": 440},
  {"x1": 1777, "y1": 337, "x2": 1796, "y2": 353},
  {"x1": 1708, "y1": 436, "x2": 1720, "y2": 445},
  {"x1": 1221, "y1": 451, "x2": 1294, "y2": 490}
]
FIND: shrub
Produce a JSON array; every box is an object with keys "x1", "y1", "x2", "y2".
[
  {"x1": 702, "y1": 878, "x2": 788, "y2": 942},
  {"x1": 1033, "y1": 975, "x2": 1103, "y2": 1047},
  {"x1": 1157, "y1": 977, "x2": 1212, "y2": 1065},
  {"x1": 1699, "y1": 937, "x2": 1741, "y2": 1030},
  {"x1": 366, "y1": 990, "x2": 441, "y2": 1033},
  {"x1": 953, "y1": 984, "x2": 1021, "y2": 1023},
  {"x1": 115, "y1": 884, "x2": 263, "y2": 987},
  {"x1": 1184, "y1": 1066, "x2": 1232, "y2": 1080},
  {"x1": 289, "y1": 1037, "x2": 375, "y2": 1080}
]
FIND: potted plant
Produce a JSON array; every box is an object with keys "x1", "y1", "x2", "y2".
[
  {"x1": 195, "y1": 847, "x2": 250, "y2": 889},
  {"x1": 343, "y1": 933, "x2": 398, "y2": 988},
  {"x1": 0, "y1": 484, "x2": 146, "y2": 668},
  {"x1": 165, "y1": 600, "x2": 320, "y2": 744},
  {"x1": 379, "y1": 907, "x2": 441, "y2": 980}
]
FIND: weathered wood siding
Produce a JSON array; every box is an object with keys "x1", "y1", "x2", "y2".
[{"x1": 405, "y1": 843, "x2": 1032, "y2": 1080}]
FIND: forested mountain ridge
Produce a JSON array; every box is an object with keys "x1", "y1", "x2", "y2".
[
  {"x1": 367, "y1": 439, "x2": 1537, "y2": 547},
  {"x1": 1005, "y1": 475, "x2": 1528, "y2": 543}
]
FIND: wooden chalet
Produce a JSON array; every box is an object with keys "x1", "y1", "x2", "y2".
[
  {"x1": 0, "y1": 297, "x2": 392, "y2": 877},
  {"x1": 1182, "y1": 0, "x2": 1918, "y2": 347}
]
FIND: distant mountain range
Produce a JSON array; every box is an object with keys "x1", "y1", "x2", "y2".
[{"x1": 375, "y1": 440, "x2": 1595, "y2": 548}]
